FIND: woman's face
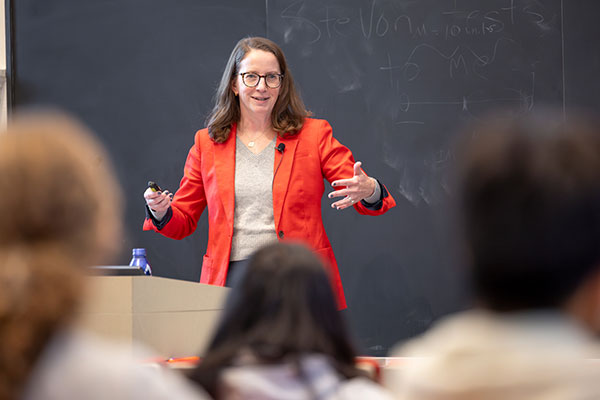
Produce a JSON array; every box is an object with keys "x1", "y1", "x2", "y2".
[{"x1": 233, "y1": 49, "x2": 281, "y2": 121}]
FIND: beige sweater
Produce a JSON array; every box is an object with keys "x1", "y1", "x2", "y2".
[{"x1": 386, "y1": 310, "x2": 600, "y2": 400}]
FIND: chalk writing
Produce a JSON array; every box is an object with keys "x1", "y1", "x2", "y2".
[
  {"x1": 270, "y1": 0, "x2": 561, "y2": 206},
  {"x1": 278, "y1": 0, "x2": 552, "y2": 43}
]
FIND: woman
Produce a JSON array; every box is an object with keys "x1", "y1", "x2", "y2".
[
  {"x1": 144, "y1": 37, "x2": 395, "y2": 308},
  {"x1": 189, "y1": 242, "x2": 394, "y2": 400},
  {"x1": 0, "y1": 112, "x2": 206, "y2": 400}
]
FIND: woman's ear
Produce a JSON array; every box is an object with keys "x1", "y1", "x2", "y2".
[{"x1": 231, "y1": 80, "x2": 238, "y2": 96}]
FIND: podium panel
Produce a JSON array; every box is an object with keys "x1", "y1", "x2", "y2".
[{"x1": 77, "y1": 276, "x2": 229, "y2": 358}]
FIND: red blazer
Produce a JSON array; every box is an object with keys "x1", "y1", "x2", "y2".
[{"x1": 143, "y1": 118, "x2": 396, "y2": 308}]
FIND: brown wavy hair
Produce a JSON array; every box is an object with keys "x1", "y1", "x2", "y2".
[
  {"x1": 207, "y1": 37, "x2": 310, "y2": 143},
  {"x1": 0, "y1": 111, "x2": 123, "y2": 399}
]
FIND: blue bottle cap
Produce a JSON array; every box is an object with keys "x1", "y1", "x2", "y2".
[{"x1": 132, "y1": 248, "x2": 146, "y2": 256}]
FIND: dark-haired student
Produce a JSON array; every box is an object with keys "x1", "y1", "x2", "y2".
[
  {"x1": 387, "y1": 110, "x2": 600, "y2": 399},
  {"x1": 189, "y1": 242, "x2": 394, "y2": 400},
  {"x1": 143, "y1": 37, "x2": 395, "y2": 309}
]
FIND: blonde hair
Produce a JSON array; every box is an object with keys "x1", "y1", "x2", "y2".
[{"x1": 0, "y1": 111, "x2": 123, "y2": 399}]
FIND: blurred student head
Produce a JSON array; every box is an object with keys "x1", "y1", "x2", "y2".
[
  {"x1": 190, "y1": 242, "x2": 363, "y2": 397},
  {"x1": 0, "y1": 111, "x2": 123, "y2": 398},
  {"x1": 458, "y1": 110, "x2": 600, "y2": 323}
]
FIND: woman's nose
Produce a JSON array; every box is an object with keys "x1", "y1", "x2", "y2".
[{"x1": 255, "y1": 77, "x2": 268, "y2": 90}]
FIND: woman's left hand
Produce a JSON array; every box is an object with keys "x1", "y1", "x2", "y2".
[{"x1": 328, "y1": 161, "x2": 377, "y2": 210}]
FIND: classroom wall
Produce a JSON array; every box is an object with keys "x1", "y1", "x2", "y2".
[{"x1": 1, "y1": 0, "x2": 6, "y2": 128}]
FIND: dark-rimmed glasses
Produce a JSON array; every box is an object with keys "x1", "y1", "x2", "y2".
[{"x1": 239, "y1": 72, "x2": 284, "y2": 89}]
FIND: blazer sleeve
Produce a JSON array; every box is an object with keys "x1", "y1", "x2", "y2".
[
  {"x1": 142, "y1": 131, "x2": 208, "y2": 239},
  {"x1": 318, "y1": 120, "x2": 396, "y2": 216}
]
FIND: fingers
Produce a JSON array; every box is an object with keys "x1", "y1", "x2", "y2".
[
  {"x1": 144, "y1": 187, "x2": 173, "y2": 200},
  {"x1": 144, "y1": 189, "x2": 172, "y2": 212},
  {"x1": 353, "y1": 161, "x2": 364, "y2": 176},
  {"x1": 332, "y1": 162, "x2": 363, "y2": 187},
  {"x1": 328, "y1": 188, "x2": 350, "y2": 199},
  {"x1": 331, "y1": 178, "x2": 354, "y2": 187},
  {"x1": 330, "y1": 195, "x2": 357, "y2": 210},
  {"x1": 329, "y1": 189, "x2": 357, "y2": 210},
  {"x1": 329, "y1": 161, "x2": 369, "y2": 210},
  {"x1": 162, "y1": 190, "x2": 174, "y2": 200},
  {"x1": 144, "y1": 187, "x2": 159, "y2": 200}
]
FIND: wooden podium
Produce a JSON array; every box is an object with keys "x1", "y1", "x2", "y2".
[{"x1": 76, "y1": 275, "x2": 229, "y2": 358}]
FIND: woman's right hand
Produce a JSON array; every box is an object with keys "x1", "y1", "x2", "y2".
[{"x1": 144, "y1": 187, "x2": 173, "y2": 221}]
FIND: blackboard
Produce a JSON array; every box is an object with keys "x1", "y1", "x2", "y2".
[{"x1": 8, "y1": 0, "x2": 600, "y2": 356}]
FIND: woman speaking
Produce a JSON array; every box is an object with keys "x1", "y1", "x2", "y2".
[{"x1": 143, "y1": 37, "x2": 395, "y2": 309}]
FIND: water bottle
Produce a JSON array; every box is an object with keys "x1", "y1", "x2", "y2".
[{"x1": 129, "y1": 248, "x2": 152, "y2": 275}]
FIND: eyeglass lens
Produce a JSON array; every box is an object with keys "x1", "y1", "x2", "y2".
[{"x1": 242, "y1": 73, "x2": 282, "y2": 88}]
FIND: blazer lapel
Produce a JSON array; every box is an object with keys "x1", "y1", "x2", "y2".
[
  {"x1": 213, "y1": 125, "x2": 236, "y2": 226},
  {"x1": 273, "y1": 134, "x2": 299, "y2": 231}
]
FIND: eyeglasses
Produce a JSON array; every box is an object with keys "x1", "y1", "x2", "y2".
[{"x1": 239, "y1": 72, "x2": 284, "y2": 89}]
